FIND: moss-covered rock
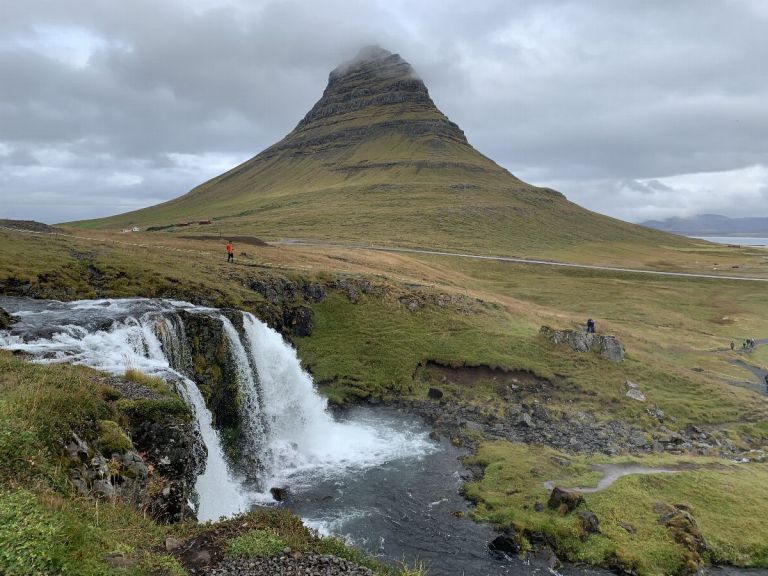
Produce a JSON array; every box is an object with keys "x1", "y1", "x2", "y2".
[
  {"x1": 96, "y1": 420, "x2": 133, "y2": 455},
  {"x1": 177, "y1": 310, "x2": 242, "y2": 455}
]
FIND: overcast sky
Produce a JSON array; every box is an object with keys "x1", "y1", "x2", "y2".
[{"x1": 1, "y1": 0, "x2": 767, "y2": 224}]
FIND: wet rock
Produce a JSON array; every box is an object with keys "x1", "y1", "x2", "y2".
[
  {"x1": 547, "y1": 487, "x2": 584, "y2": 514},
  {"x1": 129, "y1": 414, "x2": 205, "y2": 523},
  {"x1": 528, "y1": 547, "x2": 561, "y2": 570},
  {"x1": 577, "y1": 510, "x2": 601, "y2": 535},
  {"x1": 427, "y1": 387, "x2": 444, "y2": 400},
  {"x1": 270, "y1": 486, "x2": 290, "y2": 502},
  {"x1": 488, "y1": 528, "x2": 520, "y2": 556}
]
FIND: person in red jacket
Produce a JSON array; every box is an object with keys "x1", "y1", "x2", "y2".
[{"x1": 226, "y1": 241, "x2": 234, "y2": 263}]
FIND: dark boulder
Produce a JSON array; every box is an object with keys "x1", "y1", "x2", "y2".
[
  {"x1": 427, "y1": 387, "x2": 444, "y2": 400},
  {"x1": 488, "y1": 528, "x2": 520, "y2": 557},
  {"x1": 270, "y1": 486, "x2": 290, "y2": 502},
  {"x1": 547, "y1": 487, "x2": 584, "y2": 514}
]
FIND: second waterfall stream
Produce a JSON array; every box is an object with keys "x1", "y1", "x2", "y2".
[{"x1": 0, "y1": 297, "x2": 434, "y2": 521}]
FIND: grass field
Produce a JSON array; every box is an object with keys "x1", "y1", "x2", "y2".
[{"x1": 2, "y1": 226, "x2": 768, "y2": 575}]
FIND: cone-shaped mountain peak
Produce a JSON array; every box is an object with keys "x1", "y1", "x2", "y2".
[
  {"x1": 270, "y1": 46, "x2": 470, "y2": 158},
  {"x1": 77, "y1": 47, "x2": 682, "y2": 256}
]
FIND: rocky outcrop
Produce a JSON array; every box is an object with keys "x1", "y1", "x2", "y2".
[
  {"x1": 624, "y1": 380, "x2": 646, "y2": 402},
  {"x1": 66, "y1": 407, "x2": 204, "y2": 523},
  {"x1": 130, "y1": 415, "x2": 206, "y2": 522},
  {"x1": 177, "y1": 310, "x2": 243, "y2": 454},
  {"x1": 539, "y1": 326, "x2": 625, "y2": 362},
  {"x1": 245, "y1": 277, "x2": 323, "y2": 337}
]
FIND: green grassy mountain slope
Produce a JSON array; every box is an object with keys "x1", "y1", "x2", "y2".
[{"x1": 72, "y1": 46, "x2": 687, "y2": 255}]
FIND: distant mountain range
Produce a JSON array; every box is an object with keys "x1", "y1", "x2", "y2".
[{"x1": 641, "y1": 214, "x2": 768, "y2": 236}]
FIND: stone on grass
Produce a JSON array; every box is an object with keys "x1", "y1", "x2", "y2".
[
  {"x1": 547, "y1": 487, "x2": 584, "y2": 514},
  {"x1": 577, "y1": 510, "x2": 600, "y2": 535}
]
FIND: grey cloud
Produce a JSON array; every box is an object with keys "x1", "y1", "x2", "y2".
[{"x1": 1, "y1": 0, "x2": 767, "y2": 223}]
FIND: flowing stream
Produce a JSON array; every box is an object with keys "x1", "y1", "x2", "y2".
[{"x1": 0, "y1": 296, "x2": 614, "y2": 575}]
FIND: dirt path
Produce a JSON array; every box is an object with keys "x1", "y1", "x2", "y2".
[{"x1": 543, "y1": 463, "x2": 681, "y2": 493}]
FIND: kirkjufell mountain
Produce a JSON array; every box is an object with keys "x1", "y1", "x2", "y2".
[{"x1": 75, "y1": 47, "x2": 684, "y2": 254}]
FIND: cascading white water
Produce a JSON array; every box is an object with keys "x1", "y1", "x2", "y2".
[
  {"x1": 217, "y1": 316, "x2": 267, "y2": 463},
  {"x1": 240, "y1": 312, "x2": 435, "y2": 488},
  {"x1": 173, "y1": 375, "x2": 249, "y2": 521},
  {"x1": 0, "y1": 299, "x2": 248, "y2": 521}
]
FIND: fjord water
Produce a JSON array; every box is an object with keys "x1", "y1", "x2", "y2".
[{"x1": 0, "y1": 296, "x2": 610, "y2": 575}]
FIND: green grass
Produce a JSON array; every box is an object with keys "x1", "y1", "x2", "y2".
[
  {"x1": 228, "y1": 529, "x2": 286, "y2": 557},
  {"x1": 465, "y1": 441, "x2": 768, "y2": 575}
]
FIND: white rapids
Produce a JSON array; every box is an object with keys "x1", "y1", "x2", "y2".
[{"x1": 0, "y1": 297, "x2": 435, "y2": 520}]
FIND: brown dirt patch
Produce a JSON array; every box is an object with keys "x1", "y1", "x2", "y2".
[{"x1": 417, "y1": 360, "x2": 551, "y2": 393}]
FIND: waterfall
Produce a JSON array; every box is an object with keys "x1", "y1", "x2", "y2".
[
  {"x1": 173, "y1": 374, "x2": 249, "y2": 521},
  {"x1": 0, "y1": 297, "x2": 435, "y2": 520},
  {"x1": 240, "y1": 312, "x2": 434, "y2": 488},
  {"x1": 217, "y1": 315, "x2": 268, "y2": 467}
]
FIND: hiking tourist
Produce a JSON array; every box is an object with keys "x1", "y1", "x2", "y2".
[
  {"x1": 586, "y1": 318, "x2": 595, "y2": 334},
  {"x1": 226, "y1": 241, "x2": 234, "y2": 263}
]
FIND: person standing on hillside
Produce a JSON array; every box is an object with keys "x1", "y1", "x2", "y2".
[
  {"x1": 586, "y1": 318, "x2": 596, "y2": 334},
  {"x1": 226, "y1": 241, "x2": 234, "y2": 263}
]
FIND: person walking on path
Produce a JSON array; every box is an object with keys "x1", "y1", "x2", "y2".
[
  {"x1": 586, "y1": 318, "x2": 595, "y2": 334},
  {"x1": 226, "y1": 241, "x2": 234, "y2": 263},
  {"x1": 730, "y1": 340, "x2": 735, "y2": 351}
]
